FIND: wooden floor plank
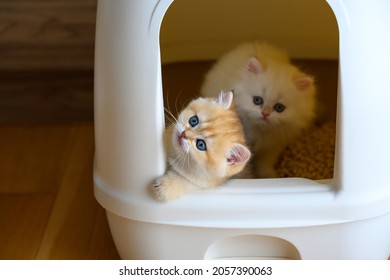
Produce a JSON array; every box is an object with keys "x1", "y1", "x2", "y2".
[
  {"x1": 0, "y1": 194, "x2": 54, "y2": 260},
  {"x1": 87, "y1": 207, "x2": 120, "y2": 259},
  {"x1": 0, "y1": 124, "x2": 75, "y2": 193},
  {"x1": 35, "y1": 123, "x2": 119, "y2": 259},
  {"x1": 0, "y1": 122, "x2": 119, "y2": 259}
]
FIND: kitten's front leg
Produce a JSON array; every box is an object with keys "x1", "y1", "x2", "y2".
[{"x1": 152, "y1": 170, "x2": 196, "y2": 202}]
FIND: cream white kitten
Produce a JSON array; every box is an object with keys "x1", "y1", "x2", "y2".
[
  {"x1": 201, "y1": 42, "x2": 316, "y2": 178},
  {"x1": 153, "y1": 91, "x2": 251, "y2": 202}
]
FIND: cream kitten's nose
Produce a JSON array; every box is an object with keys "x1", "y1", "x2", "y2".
[
  {"x1": 262, "y1": 106, "x2": 272, "y2": 118},
  {"x1": 262, "y1": 111, "x2": 270, "y2": 118}
]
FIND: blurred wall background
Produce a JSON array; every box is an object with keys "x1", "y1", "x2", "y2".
[{"x1": 161, "y1": 0, "x2": 339, "y2": 63}]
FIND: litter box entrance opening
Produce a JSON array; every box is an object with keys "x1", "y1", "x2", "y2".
[
  {"x1": 204, "y1": 235, "x2": 301, "y2": 260},
  {"x1": 159, "y1": 0, "x2": 339, "y2": 181}
]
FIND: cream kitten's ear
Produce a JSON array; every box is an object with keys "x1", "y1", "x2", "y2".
[
  {"x1": 247, "y1": 57, "x2": 265, "y2": 74},
  {"x1": 294, "y1": 76, "x2": 314, "y2": 91},
  {"x1": 216, "y1": 90, "x2": 234, "y2": 110},
  {"x1": 227, "y1": 144, "x2": 251, "y2": 165}
]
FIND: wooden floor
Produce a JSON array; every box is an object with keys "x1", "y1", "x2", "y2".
[
  {"x1": 0, "y1": 68, "x2": 116, "y2": 259},
  {"x1": 6, "y1": 59, "x2": 383, "y2": 260},
  {"x1": 0, "y1": 122, "x2": 120, "y2": 259}
]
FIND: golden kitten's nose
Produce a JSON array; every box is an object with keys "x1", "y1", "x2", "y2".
[{"x1": 179, "y1": 131, "x2": 187, "y2": 139}]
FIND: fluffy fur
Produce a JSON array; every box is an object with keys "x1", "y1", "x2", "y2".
[
  {"x1": 153, "y1": 91, "x2": 251, "y2": 202},
  {"x1": 201, "y1": 42, "x2": 317, "y2": 178}
]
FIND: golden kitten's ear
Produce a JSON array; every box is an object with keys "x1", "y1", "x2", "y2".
[
  {"x1": 294, "y1": 76, "x2": 314, "y2": 91},
  {"x1": 227, "y1": 144, "x2": 251, "y2": 165},
  {"x1": 247, "y1": 57, "x2": 265, "y2": 74},
  {"x1": 216, "y1": 90, "x2": 234, "y2": 110}
]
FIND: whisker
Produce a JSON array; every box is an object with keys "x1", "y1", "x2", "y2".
[
  {"x1": 164, "y1": 107, "x2": 178, "y2": 124},
  {"x1": 178, "y1": 150, "x2": 190, "y2": 173},
  {"x1": 163, "y1": 91, "x2": 177, "y2": 126},
  {"x1": 167, "y1": 146, "x2": 186, "y2": 169},
  {"x1": 174, "y1": 90, "x2": 184, "y2": 117},
  {"x1": 165, "y1": 90, "x2": 173, "y2": 113}
]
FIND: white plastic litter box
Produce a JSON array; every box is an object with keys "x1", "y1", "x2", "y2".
[{"x1": 93, "y1": 0, "x2": 390, "y2": 259}]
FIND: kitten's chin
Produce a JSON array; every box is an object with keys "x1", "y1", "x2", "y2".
[
  {"x1": 260, "y1": 117, "x2": 270, "y2": 124},
  {"x1": 255, "y1": 117, "x2": 273, "y2": 128},
  {"x1": 245, "y1": 112, "x2": 272, "y2": 127}
]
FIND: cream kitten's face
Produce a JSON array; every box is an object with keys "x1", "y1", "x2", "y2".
[
  {"x1": 234, "y1": 57, "x2": 316, "y2": 131},
  {"x1": 167, "y1": 91, "x2": 250, "y2": 186}
]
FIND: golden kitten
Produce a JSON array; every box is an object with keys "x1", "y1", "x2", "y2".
[{"x1": 152, "y1": 91, "x2": 251, "y2": 202}]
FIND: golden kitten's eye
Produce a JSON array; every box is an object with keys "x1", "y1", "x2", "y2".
[
  {"x1": 274, "y1": 103, "x2": 286, "y2": 113},
  {"x1": 253, "y1": 96, "x2": 263, "y2": 105},
  {"x1": 189, "y1": 115, "x2": 199, "y2": 127},
  {"x1": 196, "y1": 139, "x2": 207, "y2": 151}
]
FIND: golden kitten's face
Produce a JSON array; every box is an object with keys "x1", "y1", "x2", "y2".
[{"x1": 167, "y1": 93, "x2": 250, "y2": 185}]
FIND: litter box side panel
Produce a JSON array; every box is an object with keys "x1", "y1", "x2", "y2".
[
  {"x1": 106, "y1": 211, "x2": 303, "y2": 260},
  {"x1": 106, "y1": 210, "x2": 390, "y2": 260},
  {"x1": 106, "y1": 211, "x2": 208, "y2": 260},
  {"x1": 327, "y1": 0, "x2": 390, "y2": 194},
  {"x1": 94, "y1": 0, "x2": 169, "y2": 197}
]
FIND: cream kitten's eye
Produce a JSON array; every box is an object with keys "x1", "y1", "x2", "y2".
[
  {"x1": 274, "y1": 103, "x2": 286, "y2": 113},
  {"x1": 189, "y1": 115, "x2": 199, "y2": 127},
  {"x1": 196, "y1": 139, "x2": 207, "y2": 151},
  {"x1": 253, "y1": 96, "x2": 263, "y2": 105}
]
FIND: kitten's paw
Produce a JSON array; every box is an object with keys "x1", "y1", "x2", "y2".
[
  {"x1": 151, "y1": 178, "x2": 162, "y2": 188},
  {"x1": 152, "y1": 176, "x2": 185, "y2": 202}
]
